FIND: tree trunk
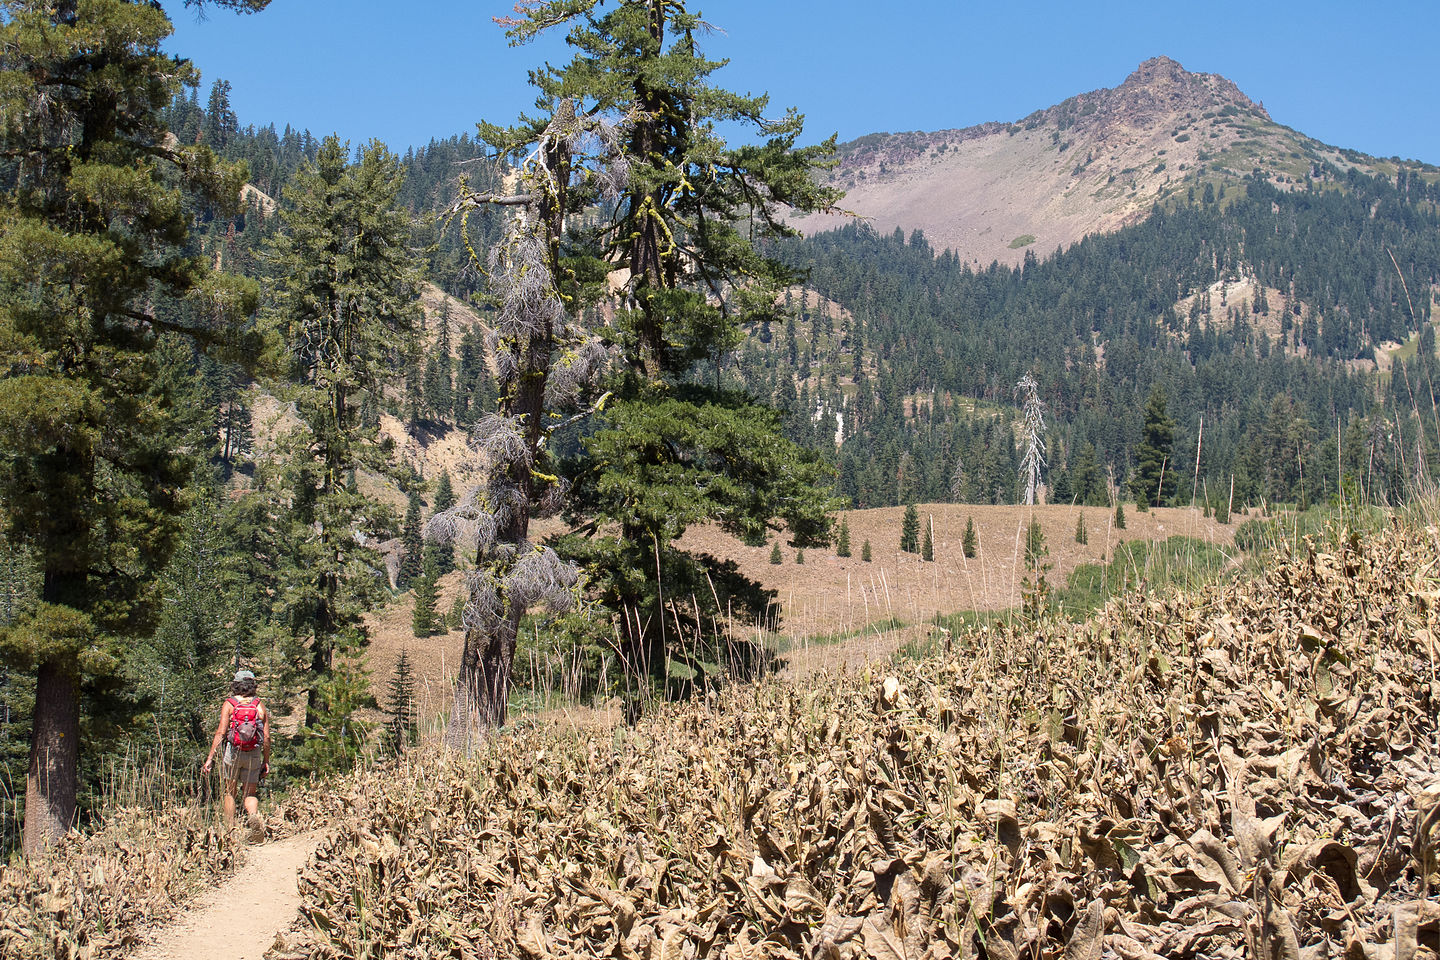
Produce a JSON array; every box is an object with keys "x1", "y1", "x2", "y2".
[
  {"x1": 23, "y1": 657, "x2": 79, "y2": 855},
  {"x1": 447, "y1": 612, "x2": 519, "y2": 748},
  {"x1": 305, "y1": 565, "x2": 338, "y2": 726}
]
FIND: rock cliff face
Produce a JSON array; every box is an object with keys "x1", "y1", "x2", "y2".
[{"x1": 796, "y1": 57, "x2": 1357, "y2": 266}]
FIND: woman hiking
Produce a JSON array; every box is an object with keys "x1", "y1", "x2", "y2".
[{"x1": 202, "y1": 668, "x2": 271, "y2": 841}]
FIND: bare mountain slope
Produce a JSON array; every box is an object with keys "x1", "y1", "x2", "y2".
[{"x1": 797, "y1": 57, "x2": 1371, "y2": 266}]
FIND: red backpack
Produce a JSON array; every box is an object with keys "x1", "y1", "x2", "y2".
[{"x1": 227, "y1": 697, "x2": 263, "y2": 752}]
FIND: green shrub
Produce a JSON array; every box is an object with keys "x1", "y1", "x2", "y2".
[{"x1": 1059, "y1": 536, "x2": 1227, "y2": 617}]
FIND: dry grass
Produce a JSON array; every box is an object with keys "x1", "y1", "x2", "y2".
[
  {"x1": 362, "y1": 504, "x2": 1237, "y2": 715},
  {"x1": 681, "y1": 502, "x2": 1236, "y2": 637}
]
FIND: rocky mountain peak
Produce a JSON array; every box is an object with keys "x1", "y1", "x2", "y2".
[
  {"x1": 798, "y1": 58, "x2": 1358, "y2": 269},
  {"x1": 1108, "y1": 56, "x2": 1268, "y2": 124}
]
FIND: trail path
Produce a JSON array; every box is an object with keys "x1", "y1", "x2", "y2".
[
  {"x1": 133, "y1": 830, "x2": 322, "y2": 960},
  {"x1": 778, "y1": 622, "x2": 931, "y2": 678}
]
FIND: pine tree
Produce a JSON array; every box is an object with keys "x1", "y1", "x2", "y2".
[
  {"x1": 423, "y1": 301, "x2": 455, "y2": 419},
  {"x1": 1021, "y1": 519, "x2": 1051, "y2": 620},
  {"x1": 384, "y1": 649, "x2": 418, "y2": 752},
  {"x1": 133, "y1": 487, "x2": 253, "y2": 765},
  {"x1": 836, "y1": 517, "x2": 852, "y2": 558},
  {"x1": 0, "y1": 0, "x2": 261, "y2": 854},
  {"x1": 900, "y1": 504, "x2": 921, "y2": 553},
  {"x1": 1071, "y1": 442, "x2": 1105, "y2": 506},
  {"x1": 412, "y1": 557, "x2": 439, "y2": 638},
  {"x1": 204, "y1": 78, "x2": 238, "y2": 151},
  {"x1": 861, "y1": 540, "x2": 873, "y2": 562},
  {"x1": 1115, "y1": 501, "x2": 1127, "y2": 530},
  {"x1": 433, "y1": 470, "x2": 457, "y2": 512},
  {"x1": 291, "y1": 657, "x2": 373, "y2": 775},
  {"x1": 795, "y1": 549, "x2": 805, "y2": 565},
  {"x1": 962, "y1": 517, "x2": 978, "y2": 558},
  {"x1": 263, "y1": 135, "x2": 422, "y2": 724},
  {"x1": 428, "y1": 471, "x2": 457, "y2": 575},
  {"x1": 398, "y1": 484, "x2": 424, "y2": 590},
  {"x1": 440, "y1": 0, "x2": 844, "y2": 734},
  {"x1": 921, "y1": 520, "x2": 934, "y2": 561},
  {"x1": 769, "y1": 542, "x2": 783, "y2": 565},
  {"x1": 1075, "y1": 513, "x2": 1089, "y2": 545},
  {"x1": 1130, "y1": 385, "x2": 1176, "y2": 507}
]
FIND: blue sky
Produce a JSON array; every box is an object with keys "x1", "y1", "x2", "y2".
[{"x1": 164, "y1": 0, "x2": 1440, "y2": 164}]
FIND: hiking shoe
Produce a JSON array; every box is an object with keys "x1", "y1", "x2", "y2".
[{"x1": 246, "y1": 813, "x2": 266, "y2": 843}]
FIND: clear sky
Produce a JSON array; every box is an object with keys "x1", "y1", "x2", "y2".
[{"x1": 163, "y1": 0, "x2": 1440, "y2": 164}]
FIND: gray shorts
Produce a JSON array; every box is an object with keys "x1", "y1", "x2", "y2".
[{"x1": 221, "y1": 743, "x2": 265, "y2": 786}]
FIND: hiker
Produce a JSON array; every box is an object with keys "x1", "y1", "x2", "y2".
[{"x1": 201, "y1": 669, "x2": 271, "y2": 837}]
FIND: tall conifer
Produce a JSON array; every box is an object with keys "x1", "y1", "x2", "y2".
[
  {"x1": 263, "y1": 135, "x2": 421, "y2": 723},
  {"x1": 398, "y1": 484, "x2": 424, "y2": 590},
  {"x1": 436, "y1": 0, "x2": 844, "y2": 733},
  {"x1": 385, "y1": 650, "x2": 418, "y2": 751},
  {"x1": 1130, "y1": 386, "x2": 1176, "y2": 507},
  {"x1": 0, "y1": 0, "x2": 263, "y2": 853},
  {"x1": 900, "y1": 504, "x2": 921, "y2": 553},
  {"x1": 427, "y1": 471, "x2": 458, "y2": 575},
  {"x1": 412, "y1": 557, "x2": 439, "y2": 638}
]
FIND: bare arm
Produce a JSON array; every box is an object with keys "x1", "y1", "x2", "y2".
[
  {"x1": 201, "y1": 701, "x2": 233, "y2": 775},
  {"x1": 259, "y1": 702, "x2": 271, "y2": 778}
]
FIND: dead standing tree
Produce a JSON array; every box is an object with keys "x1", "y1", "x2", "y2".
[
  {"x1": 428, "y1": 102, "x2": 623, "y2": 745},
  {"x1": 1016, "y1": 373, "x2": 1047, "y2": 506}
]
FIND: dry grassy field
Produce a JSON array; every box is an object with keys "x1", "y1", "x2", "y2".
[
  {"x1": 680, "y1": 502, "x2": 1235, "y2": 635},
  {"x1": 361, "y1": 503, "x2": 1239, "y2": 712}
]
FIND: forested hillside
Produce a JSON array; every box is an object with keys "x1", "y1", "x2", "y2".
[{"x1": 740, "y1": 167, "x2": 1440, "y2": 510}]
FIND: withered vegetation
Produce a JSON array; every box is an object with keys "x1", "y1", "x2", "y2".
[
  {"x1": 0, "y1": 785, "x2": 343, "y2": 958},
  {"x1": 3, "y1": 521, "x2": 1438, "y2": 960},
  {"x1": 278, "y1": 522, "x2": 1439, "y2": 959}
]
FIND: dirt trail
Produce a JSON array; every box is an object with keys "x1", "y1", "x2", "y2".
[
  {"x1": 133, "y1": 830, "x2": 322, "y2": 960},
  {"x1": 777, "y1": 622, "x2": 931, "y2": 678}
]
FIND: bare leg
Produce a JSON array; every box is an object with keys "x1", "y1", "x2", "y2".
[
  {"x1": 242, "y1": 782, "x2": 259, "y2": 818},
  {"x1": 221, "y1": 779, "x2": 238, "y2": 825}
]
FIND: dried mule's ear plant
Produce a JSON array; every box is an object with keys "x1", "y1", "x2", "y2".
[
  {"x1": 280, "y1": 520, "x2": 1440, "y2": 960},
  {"x1": 0, "y1": 787, "x2": 365, "y2": 960}
]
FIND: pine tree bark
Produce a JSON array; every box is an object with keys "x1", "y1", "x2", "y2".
[{"x1": 24, "y1": 657, "x2": 79, "y2": 855}]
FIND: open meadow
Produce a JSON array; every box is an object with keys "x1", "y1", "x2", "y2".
[{"x1": 360, "y1": 503, "x2": 1239, "y2": 704}]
